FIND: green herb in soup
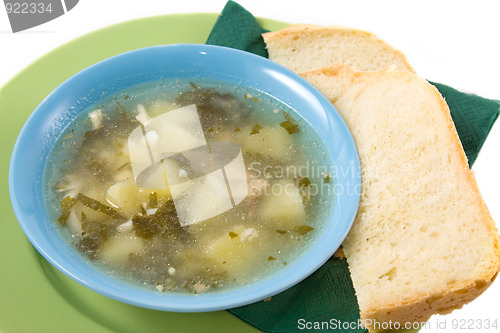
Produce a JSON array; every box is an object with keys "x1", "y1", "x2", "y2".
[{"x1": 44, "y1": 80, "x2": 333, "y2": 294}]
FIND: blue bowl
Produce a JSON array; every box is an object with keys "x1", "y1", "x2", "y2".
[{"x1": 9, "y1": 44, "x2": 360, "y2": 312}]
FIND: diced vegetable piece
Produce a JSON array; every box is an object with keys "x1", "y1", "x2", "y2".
[
  {"x1": 194, "y1": 283, "x2": 209, "y2": 293},
  {"x1": 97, "y1": 232, "x2": 145, "y2": 266},
  {"x1": 257, "y1": 179, "x2": 306, "y2": 227},
  {"x1": 239, "y1": 228, "x2": 258, "y2": 242},
  {"x1": 205, "y1": 226, "x2": 259, "y2": 278},
  {"x1": 248, "y1": 178, "x2": 269, "y2": 197},
  {"x1": 106, "y1": 179, "x2": 151, "y2": 217},
  {"x1": 97, "y1": 148, "x2": 130, "y2": 176},
  {"x1": 55, "y1": 173, "x2": 83, "y2": 199},
  {"x1": 171, "y1": 171, "x2": 234, "y2": 226},
  {"x1": 88, "y1": 109, "x2": 103, "y2": 129},
  {"x1": 147, "y1": 115, "x2": 206, "y2": 154},
  {"x1": 242, "y1": 126, "x2": 294, "y2": 161},
  {"x1": 175, "y1": 249, "x2": 226, "y2": 282}
]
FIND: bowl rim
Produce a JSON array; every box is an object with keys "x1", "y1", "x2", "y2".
[{"x1": 9, "y1": 43, "x2": 361, "y2": 312}]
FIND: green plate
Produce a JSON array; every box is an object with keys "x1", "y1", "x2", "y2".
[{"x1": 0, "y1": 13, "x2": 287, "y2": 333}]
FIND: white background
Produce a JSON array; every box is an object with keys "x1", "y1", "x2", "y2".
[{"x1": 1, "y1": 1, "x2": 499, "y2": 332}]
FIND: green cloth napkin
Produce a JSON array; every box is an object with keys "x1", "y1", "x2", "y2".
[
  {"x1": 206, "y1": 0, "x2": 269, "y2": 57},
  {"x1": 429, "y1": 82, "x2": 499, "y2": 166},
  {"x1": 207, "y1": 2, "x2": 500, "y2": 332}
]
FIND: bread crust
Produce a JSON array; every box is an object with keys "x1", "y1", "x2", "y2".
[
  {"x1": 300, "y1": 65, "x2": 500, "y2": 332},
  {"x1": 364, "y1": 278, "x2": 496, "y2": 332},
  {"x1": 262, "y1": 24, "x2": 415, "y2": 73}
]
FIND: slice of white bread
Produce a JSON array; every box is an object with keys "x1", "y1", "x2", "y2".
[
  {"x1": 263, "y1": 24, "x2": 415, "y2": 73},
  {"x1": 301, "y1": 65, "x2": 500, "y2": 331}
]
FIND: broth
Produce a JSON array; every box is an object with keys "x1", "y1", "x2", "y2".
[{"x1": 44, "y1": 79, "x2": 334, "y2": 293}]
